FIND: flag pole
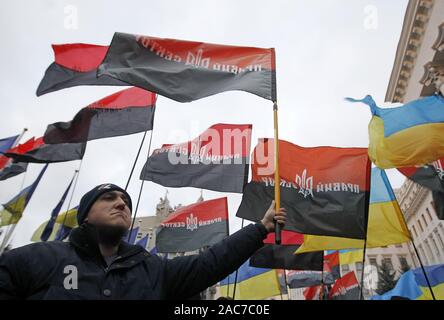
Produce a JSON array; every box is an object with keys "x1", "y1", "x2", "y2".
[
  {"x1": 13, "y1": 128, "x2": 28, "y2": 147},
  {"x1": 232, "y1": 218, "x2": 245, "y2": 300},
  {"x1": 396, "y1": 196, "x2": 436, "y2": 300},
  {"x1": 128, "y1": 129, "x2": 154, "y2": 241},
  {"x1": 273, "y1": 102, "x2": 281, "y2": 245},
  {"x1": 410, "y1": 237, "x2": 436, "y2": 300},
  {"x1": 0, "y1": 169, "x2": 28, "y2": 253},
  {"x1": 57, "y1": 165, "x2": 81, "y2": 239},
  {"x1": 321, "y1": 254, "x2": 325, "y2": 300},
  {"x1": 359, "y1": 162, "x2": 371, "y2": 300},
  {"x1": 0, "y1": 129, "x2": 28, "y2": 252},
  {"x1": 125, "y1": 129, "x2": 148, "y2": 191},
  {"x1": 282, "y1": 269, "x2": 290, "y2": 300},
  {"x1": 57, "y1": 141, "x2": 86, "y2": 238}
]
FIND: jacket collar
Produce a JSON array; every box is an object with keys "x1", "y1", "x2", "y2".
[{"x1": 69, "y1": 223, "x2": 144, "y2": 263}]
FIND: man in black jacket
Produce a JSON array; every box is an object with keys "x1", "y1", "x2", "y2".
[{"x1": 0, "y1": 183, "x2": 286, "y2": 299}]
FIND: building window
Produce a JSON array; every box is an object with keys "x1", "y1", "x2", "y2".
[
  {"x1": 382, "y1": 257, "x2": 394, "y2": 271},
  {"x1": 355, "y1": 262, "x2": 363, "y2": 273},
  {"x1": 418, "y1": 220, "x2": 424, "y2": 233},
  {"x1": 412, "y1": 225, "x2": 418, "y2": 238},
  {"x1": 424, "y1": 241, "x2": 436, "y2": 264},
  {"x1": 435, "y1": 231, "x2": 444, "y2": 250},
  {"x1": 430, "y1": 236, "x2": 440, "y2": 257},
  {"x1": 426, "y1": 208, "x2": 433, "y2": 223},
  {"x1": 398, "y1": 256, "x2": 409, "y2": 270},
  {"x1": 418, "y1": 245, "x2": 429, "y2": 265},
  {"x1": 422, "y1": 215, "x2": 428, "y2": 228},
  {"x1": 341, "y1": 265, "x2": 349, "y2": 273},
  {"x1": 369, "y1": 258, "x2": 377, "y2": 267}
]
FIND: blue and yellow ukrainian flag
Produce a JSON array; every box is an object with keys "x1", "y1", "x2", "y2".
[
  {"x1": 219, "y1": 259, "x2": 281, "y2": 300},
  {"x1": 372, "y1": 264, "x2": 444, "y2": 300},
  {"x1": 296, "y1": 167, "x2": 410, "y2": 253},
  {"x1": 347, "y1": 94, "x2": 444, "y2": 169},
  {"x1": 31, "y1": 206, "x2": 78, "y2": 242},
  {"x1": 1, "y1": 164, "x2": 48, "y2": 226}
]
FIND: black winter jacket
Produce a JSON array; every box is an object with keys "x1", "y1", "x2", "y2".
[{"x1": 0, "y1": 222, "x2": 268, "y2": 299}]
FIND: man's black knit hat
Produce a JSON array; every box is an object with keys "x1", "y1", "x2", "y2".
[{"x1": 77, "y1": 183, "x2": 132, "y2": 225}]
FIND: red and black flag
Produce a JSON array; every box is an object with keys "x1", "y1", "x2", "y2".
[
  {"x1": 140, "y1": 123, "x2": 252, "y2": 193},
  {"x1": 303, "y1": 285, "x2": 324, "y2": 300},
  {"x1": 323, "y1": 251, "x2": 340, "y2": 284},
  {"x1": 97, "y1": 33, "x2": 276, "y2": 102},
  {"x1": 236, "y1": 139, "x2": 371, "y2": 239},
  {"x1": 329, "y1": 271, "x2": 360, "y2": 300},
  {"x1": 0, "y1": 135, "x2": 27, "y2": 181},
  {"x1": 250, "y1": 230, "x2": 323, "y2": 271},
  {"x1": 4, "y1": 137, "x2": 85, "y2": 163},
  {"x1": 398, "y1": 159, "x2": 444, "y2": 220},
  {"x1": 36, "y1": 43, "x2": 127, "y2": 96},
  {"x1": 155, "y1": 197, "x2": 229, "y2": 253},
  {"x1": 43, "y1": 87, "x2": 156, "y2": 144}
]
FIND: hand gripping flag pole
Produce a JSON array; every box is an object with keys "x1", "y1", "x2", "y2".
[{"x1": 273, "y1": 101, "x2": 282, "y2": 244}]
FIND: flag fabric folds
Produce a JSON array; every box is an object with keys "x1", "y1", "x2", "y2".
[
  {"x1": 347, "y1": 94, "x2": 444, "y2": 168},
  {"x1": 136, "y1": 235, "x2": 149, "y2": 249},
  {"x1": 337, "y1": 249, "x2": 363, "y2": 265},
  {"x1": 0, "y1": 135, "x2": 18, "y2": 169},
  {"x1": 236, "y1": 138, "x2": 371, "y2": 239},
  {"x1": 5, "y1": 137, "x2": 86, "y2": 163},
  {"x1": 398, "y1": 159, "x2": 444, "y2": 220},
  {"x1": 0, "y1": 135, "x2": 27, "y2": 181},
  {"x1": 36, "y1": 43, "x2": 127, "y2": 96},
  {"x1": 31, "y1": 206, "x2": 78, "y2": 242},
  {"x1": 287, "y1": 270, "x2": 322, "y2": 289},
  {"x1": 124, "y1": 227, "x2": 139, "y2": 244},
  {"x1": 303, "y1": 285, "x2": 323, "y2": 300},
  {"x1": 0, "y1": 162, "x2": 28, "y2": 181},
  {"x1": 44, "y1": 87, "x2": 157, "y2": 144},
  {"x1": 97, "y1": 32, "x2": 276, "y2": 102},
  {"x1": 155, "y1": 197, "x2": 228, "y2": 252},
  {"x1": 323, "y1": 251, "x2": 340, "y2": 284},
  {"x1": 295, "y1": 167, "x2": 411, "y2": 253},
  {"x1": 140, "y1": 123, "x2": 252, "y2": 193},
  {"x1": 219, "y1": 259, "x2": 281, "y2": 300},
  {"x1": 249, "y1": 230, "x2": 323, "y2": 271},
  {"x1": 329, "y1": 271, "x2": 360, "y2": 300},
  {"x1": 372, "y1": 264, "x2": 444, "y2": 300},
  {"x1": 40, "y1": 175, "x2": 75, "y2": 241},
  {"x1": 1, "y1": 164, "x2": 48, "y2": 226}
]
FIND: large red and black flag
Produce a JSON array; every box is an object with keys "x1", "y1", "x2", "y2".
[
  {"x1": 4, "y1": 137, "x2": 85, "y2": 163},
  {"x1": 43, "y1": 87, "x2": 156, "y2": 144},
  {"x1": 0, "y1": 135, "x2": 27, "y2": 181},
  {"x1": 140, "y1": 123, "x2": 252, "y2": 193},
  {"x1": 329, "y1": 271, "x2": 360, "y2": 300},
  {"x1": 155, "y1": 197, "x2": 229, "y2": 253},
  {"x1": 249, "y1": 230, "x2": 323, "y2": 271},
  {"x1": 36, "y1": 44, "x2": 127, "y2": 96},
  {"x1": 236, "y1": 139, "x2": 371, "y2": 239},
  {"x1": 97, "y1": 33, "x2": 276, "y2": 102},
  {"x1": 398, "y1": 159, "x2": 444, "y2": 220}
]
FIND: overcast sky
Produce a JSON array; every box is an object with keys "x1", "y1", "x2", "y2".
[{"x1": 0, "y1": 0, "x2": 409, "y2": 248}]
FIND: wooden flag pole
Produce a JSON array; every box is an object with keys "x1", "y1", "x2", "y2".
[{"x1": 273, "y1": 102, "x2": 281, "y2": 245}]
